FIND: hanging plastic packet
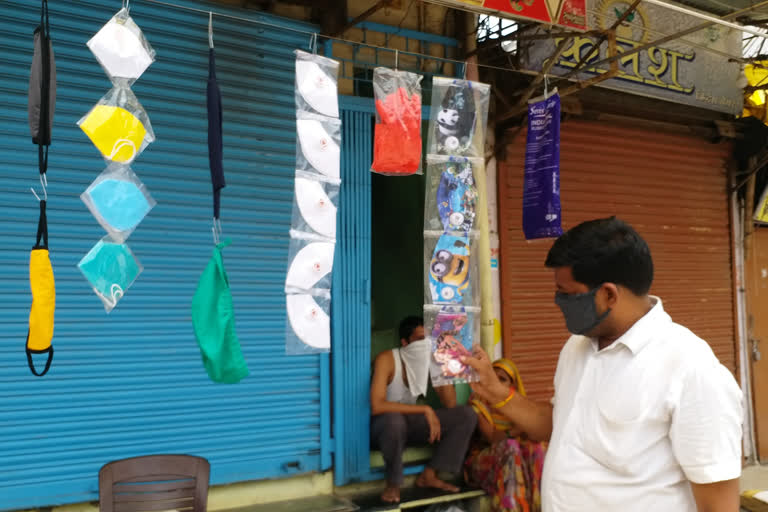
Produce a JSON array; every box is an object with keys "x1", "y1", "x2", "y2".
[
  {"x1": 425, "y1": 232, "x2": 477, "y2": 306},
  {"x1": 295, "y1": 49, "x2": 339, "y2": 119},
  {"x1": 81, "y1": 163, "x2": 156, "y2": 242},
  {"x1": 286, "y1": 289, "x2": 331, "y2": 354},
  {"x1": 285, "y1": 229, "x2": 335, "y2": 292},
  {"x1": 424, "y1": 155, "x2": 480, "y2": 233},
  {"x1": 292, "y1": 170, "x2": 339, "y2": 240},
  {"x1": 78, "y1": 236, "x2": 143, "y2": 313},
  {"x1": 87, "y1": 7, "x2": 156, "y2": 86},
  {"x1": 27, "y1": 199, "x2": 55, "y2": 377},
  {"x1": 192, "y1": 239, "x2": 250, "y2": 383},
  {"x1": 371, "y1": 67, "x2": 423, "y2": 175},
  {"x1": 296, "y1": 112, "x2": 341, "y2": 180},
  {"x1": 425, "y1": 305, "x2": 479, "y2": 388},
  {"x1": 757, "y1": 184, "x2": 768, "y2": 224},
  {"x1": 78, "y1": 86, "x2": 155, "y2": 164},
  {"x1": 28, "y1": 0, "x2": 56, "y2": 151},
  {"x1": 428, "y1": 77, "x2": 490, "y2": 158},
  {"x1": 523, "y1": 90, "x2": 563, "y2": 240}
]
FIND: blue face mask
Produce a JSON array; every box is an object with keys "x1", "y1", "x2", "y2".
[
  {"x1": 83, "y1": 177, "x2": 153, "y2": 235},
  {"x1": 78, "y1": 238, "x2": 143, "y2": 312},
  {"x1": 554, "y1": 287, "x2": 611, "y2": 335}
]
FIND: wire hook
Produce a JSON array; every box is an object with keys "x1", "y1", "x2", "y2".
[
  {"x1": 209, "y1": 12, "x2": 214, "y2": 49},
  {"x1": 212, "y1": 217, "x2": 223, "y2": 245},
  {"x1": 123, "y1": 0, "x2": 130, "y2": 12},
  {"x1": 31, "y1": 174, "x2": 47, "y2": 202},
  {"x1": 310, "y1": 32, "x2": 318, "y2": 54},
  {"x1": 395, "y1": 49, "x2": 399, "y2": 70}
]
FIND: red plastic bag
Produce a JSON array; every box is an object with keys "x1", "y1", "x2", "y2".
[{"x1": 371, "y1": 67, "x2": 423, "y2": 175}]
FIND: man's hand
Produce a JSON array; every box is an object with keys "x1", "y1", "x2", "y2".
[
  {"x1": 463, "y1": 346, "x2": 510, "y2": 405},
  {"x1": 424, "y1": 406, "x2": 442, "y2": 443}
]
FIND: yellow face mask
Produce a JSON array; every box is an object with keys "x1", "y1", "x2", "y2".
[
  {"x1": 79, "y1": 105, "x2": 147, "y2": 163},
  {"x1": 27, "y1": 200, "x2": 55, "y2": 377}
]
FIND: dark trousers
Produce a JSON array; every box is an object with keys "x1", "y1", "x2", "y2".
[{"x1": 370, "y1": 405, "x2": 477, "y2": 485}]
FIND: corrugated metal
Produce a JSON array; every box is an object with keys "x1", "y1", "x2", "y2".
[
  {"x1": 0, "y1": 1, "x2": 328, "y2": 509},
  {"x1": 333, "y1": 97, "x2": 373, "y2": 486},
  {"x1": 498, "y1": 120, "x2": 736, "y2": 402}
]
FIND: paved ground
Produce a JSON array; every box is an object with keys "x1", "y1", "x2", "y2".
[{"x1": 743, "y1": 464, "x2": 768, "y2": 492}]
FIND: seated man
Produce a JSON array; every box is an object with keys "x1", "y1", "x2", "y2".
[{"x1": 370, "y1": 316, "x2": 477, "y2": 504}]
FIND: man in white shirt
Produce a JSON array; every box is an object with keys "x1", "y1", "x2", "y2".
[{"x1": 463, "y1": 217, "x2": 743, "y2": 512}]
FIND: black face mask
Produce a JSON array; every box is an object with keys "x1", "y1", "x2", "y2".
[{"x1": 554, "y1": 287, "x2": 612, "y2": 335}]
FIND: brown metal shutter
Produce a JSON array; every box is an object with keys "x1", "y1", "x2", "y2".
[{"x1": 498, "y1": 119, "x2": 736, "y2": 402}]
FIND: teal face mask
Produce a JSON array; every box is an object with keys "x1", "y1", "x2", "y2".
[
  {"x1": 78, "y1": 238, "x2": 143, "y2": 312},
  {"x1": 81, "y1": 165, "x2": 155, "y2": 242}
]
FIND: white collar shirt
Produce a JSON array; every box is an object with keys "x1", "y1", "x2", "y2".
[{"x1": 542, "y1": 297, "x2": 743, "y2": 512}]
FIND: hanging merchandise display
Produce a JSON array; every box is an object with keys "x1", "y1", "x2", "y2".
[
  {"x1": 78, "y1": 5, "x2": 156, "y2": 312},
  {"x1": 78, "y1": 87, "x2": 155, "y2": 164},
  {"x1": 427, "y1": 77, "x2": 489, "y2": 158},
  {"x1": 293, "y1": 171, "x2": 339, "y2": 239},
  {"x1": 523, "y1": 89, "x2": 563, "y2": 240},
  {"x1": 424, "y1": 78, "x2": 490, "y2": 387},
  {"x1": 81, "y1": 163, "x2": 156, "y2": 242},
  {"x1": 295, "y1": 49, "x2": 339, "y2": 118},
  {"x1": 286, "y1": 291, "x2": 331, "y2": 352},
  {"x1": 78, "y1": 237, "x2": 143, "y2": 313},
  {"x1": 371, "y1": 66, "x2": 423, "y2": 175},
  {"x1": 192, "y1": 241, "x2": 250, "y2": 384},
  {"x1": 26, "y1": 0, "x2": 56, "y2": 377},
  {"x1": 285, "y1": 46, "x2": 341, "y2": 355},
  {"x1": 191, "y1": 15, "x2": 249, "y2": 383},
  {"x1": 27, "y1": 200, "x2": 55, "y2": 377},
  {"x1": 87, "y1": 7, "x2": 156, "y2": 85},
  {"x1": 296, "y1": 114, "x2": 341, "y2": 179}
]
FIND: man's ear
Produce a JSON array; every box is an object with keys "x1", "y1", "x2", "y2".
[
  {"x1": 602, "y1": 283, "x2": 620, "y2": 307},
  {"x1": 400, "y1": 338, "x2": 408, "y2": 347}
]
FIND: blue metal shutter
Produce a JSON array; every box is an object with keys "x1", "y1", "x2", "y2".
[
  {"x1": 332, "y1": 97, "x2": 374, "y2": 486},
  {"x1": 0, "y1": 1, "x2": 330, "y2": 509}
]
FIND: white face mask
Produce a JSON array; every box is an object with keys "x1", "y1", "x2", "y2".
[
  {"x1": 286, "y1": 293, "x2": 330, "y2": 350},
  {"x1": 400, "y1": 338, "x2": 431, "y2": 398},
  {"x1": 295, "y1": 177, "x2": 337, "y2": 239},
  {"x1": 87, "y1": 8, "x2": 155, "y2": 83},
  {"x1": 285, "y1": 241, "x2": 334, "y2": 291},
  {"x1": 296, "y1": 60, "x2": 339, "y2": 118},
  {"x1": 297, "y1": 119, "x2": 341, "y2": 179}
]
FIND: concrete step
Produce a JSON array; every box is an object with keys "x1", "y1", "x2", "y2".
[
  {"x1": 353, "y1": 486, "x2": 485, "y2": 512},
  {"x1": 220, "y1": 494, "x2": 359, "y2": 512}
]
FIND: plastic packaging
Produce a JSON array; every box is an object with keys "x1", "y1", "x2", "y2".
[
  {"x1": 78, "y1": 86, "x2": 155, "y2": 164},
  {"x1": 81, "y1": 163, "x2": 156, "y2": 242},
  {"x1": 285, "y1": 230, "x2": 335, "y2": 292},
  {"x1": 296, "y1": 111, "x2": 341, "y2": 180},
  {"x1": 424, "y1": 232, "x2": 478, "y2": 307},
  {"x1": 78, "y1": 236, "x2": 143, "y2": 313},
  {"x1": 427, "y1": 77, "x2": 491, "y2": 158},
  {"x1": 286, "y1": 289, "x2": 331, "y2": 354},
  {"x1": 295, "y1": 50, "x2": 340, "y2": 119},
  {"x1": 425, "y1": 305, "x2": 478, "y2": 388},
  {"x1": 424, "y1": 155, "x2": 481, "y2": 233},
  {"x1": 292, "y1": 170, "x2": 340, "y2": 240},
  {"x1": 87, "y1": 8, "x2": 156, "y2": 86},
  {"x1": 371, "y1": 67, "x2": 423, "y2": 175}
]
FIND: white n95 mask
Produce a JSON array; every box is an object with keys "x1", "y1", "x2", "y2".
[
  {"x1": 297, "y1": 117, "x2": 341, "y2": 179},
  {"x1": 295, "y1": 56, "x2": 339, "y2": 118},
  {"x1": 295, "y1": 177, "x2": 337, "y2": 239},
  {"x1": 286, "y1": 293, "x2": 330, "y2": 350},
  {"x1": 285, "y1": 239, "x2": 335, "y2": 291},
  {"x1": 87, "y1": 8, "x2": 156, "y2": 84}
]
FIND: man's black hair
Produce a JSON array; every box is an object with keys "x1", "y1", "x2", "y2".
[
  {"x1": 399, "y1": 316, "x2": 424, "y2": 341},
  {"x1": 545, "y1": 217, "x2": 654, "y2": 295}
]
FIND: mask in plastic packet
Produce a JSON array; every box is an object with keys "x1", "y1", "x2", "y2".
[
  {"x1": 78, "y1": 237, "x2": 143, "y2": 313},
  {"x1": 87, "y1": 8, "x2": 156, "y2": 85},
  {"x1": 426, "y1": 306, "x2": 478, "y2": 387},
  {"x1": 293, "y1": 171, "x2": 339, "y2": 240},
  {"x1": 428, "y1": 77, "x2": 490, "y2": 157},
  {"x1": 427, "y1": 233, "x2": 472, "y2": 305},
  {"x1": 27, "y1": 200, "x2": 55, "y2": 377},
  {"x1": 296, "y1": 113, "x2": 341, "y2": 179},
  {"x1": 286, "y1": 290, "x2": 331, "y2": 353},
  {"x1": 425, "y1": 155, "x2": 479, "y2": 233},
  {"x1": 295, "y1": 50, "x2": 339, "y2": 119},
  {"x1": 371, "y1": 67, "x2": 423, "y2": 175},
  {"x1": 78, "y1": 87, "x2": 155, "y2": 163},
  {"x1": 81, "y1": 163, "x2": 156, "y2": 242},
  {"x1": 285, "y1": 230, "x2": 335, "y2": 291}
]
